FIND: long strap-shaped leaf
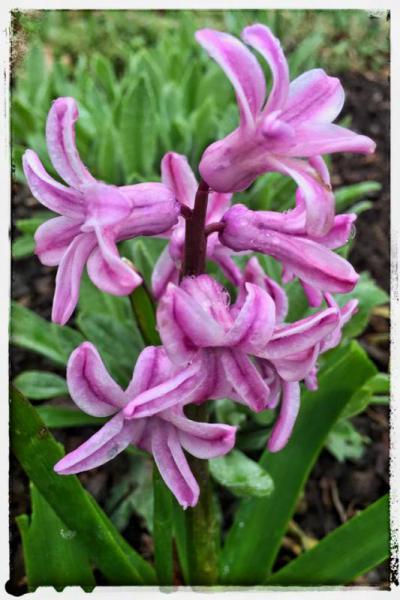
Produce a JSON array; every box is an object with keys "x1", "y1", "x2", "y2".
[
  {"x1": 266, "y1": 494, "x2": 389, "y2": 586},
  {"x1": 10, "y1": 386, "x2": 156, "y2": 585},
  {"x1": 220, "y1": 341, "x2": 377, "y2": 584}
]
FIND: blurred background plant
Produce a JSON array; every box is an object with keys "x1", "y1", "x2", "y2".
[{"x1": 9, "y1": 9, "x2": 390, "y2": 593}]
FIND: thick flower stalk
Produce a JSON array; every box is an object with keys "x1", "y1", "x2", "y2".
[
  {"x1": 152, "y1": 152, "x2": 241, "y2": 299},
  {"x1": 196, "y1": 24, "x2": 375, "y2": 236},
  {"x1": 54, "y1": 342, "x2": 236, "y2": 508},
  {"x1": 23, "y1": 97, "x2": 179, "y2": 324}
]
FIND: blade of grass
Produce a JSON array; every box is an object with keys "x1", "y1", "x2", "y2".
[
  {"x1": 153, "y1": 464, "x2": 174, "y2": 585},
  {"x1": 266, "y1": 494, "x2": 389, "y2": 586},
  {"x1": 10, "y1": 386, "x2": 156, "y2": 585},
  {"x1": 220, "y1": 341, "x2": 377, "y2": 584}
]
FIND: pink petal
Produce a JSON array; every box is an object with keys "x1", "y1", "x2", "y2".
[
  {"x1": 261, "y1": 308, "x2": 339, "y2": 359},
  {"x1": 195, "y1": 28, "x2": 266, "y2": 128},
  {"x1": 221, "y1": 349, "x2": 270, "y2": 412},
  {"x1": 125, "y1": 346, "x2": 173, "y2": 397},
  {"x1": 161, "y1": 152, "x2": 197, "y2": 208},
  {"x1": 162, "y1": 405, "x2": 236, "y2": 459},
  {"x1": 243, "y1": 257, "x2": 288, "y2": 322},
  {"x1": 308, "y1": 213, "x2": 356, "y2": 250},
  {"x1": 51, "y1": 232, "x2": 96, "y2": 325},
  {"x1": 123, "y1": 361, "x2": 204, "y2": 419},
  {"x1": 157, "y1": 284, "x2": 199, "y2": 365},
  {"x1": 284, "y1": 122, "x2": 376, "y2": 156},
  {"x1": 268, "y1": 156, "x2": 334, "y2": 237},
  {"x1": 281, "y1": 68, "x2": 345, "y2": 126},
  {"x1": 34, "y1": 216, "x2": 81, "y2": 266},
  {"x1": 118, "y1": 183, "x2": 180, "y2": 237},
  {"x1": 267, "y1": 381, "x2": 300, "y2": 452},
  {"x1": 220, "y1": 204, "x2": 359, "y2": 294},
  {"x1": 273, "y1": 345, "x2": 319, "y2": 382},
  {"x1": 82, "y1": 183, "x2": 132, "y2": 230},
  {"x1": 151, "y1": 420, "x2": 199, "y2": 509},
  {"x1": 87, "y1": 228, "x2": 142, "y2": 296},
  {"x1": 242, "y1": 24, "x2": 289, "y2": 114},
  {"x1": 54, "y1": 413, "x2": 145, "y2": 475},
  {"x1": 226, "y1": 283, "x2": 275, "y2": 352},
  {"x1": 206, "y1": 191, "x2": 232, "y2": 222},
  {"x1": 46, "y1": 97, "x2": 95, "y2": 189},
  {"x1": 180, "y1": 275, "x2": 234, "y2": 331},
  {"x1": 300, "y1": 280, "x2": 323, "y2": 307},
  {"x1": 67, "y1": 342, "x2": 127, "y2": 416},
  {"x1": 23, "y1": 150, "x2": 84, "y2": 218},
  {"x1": 172, "y1": 285, "x2": 226, "y2": 348},
  {"x1": 151, "y1": 245, "x2": 179, "y2": 300}
]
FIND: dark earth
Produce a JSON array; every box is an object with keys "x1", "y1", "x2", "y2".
[{"x1": 8, "y1": 70, "x2": 390, "y2": 593}]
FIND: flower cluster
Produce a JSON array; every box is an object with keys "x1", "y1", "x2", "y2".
[{"x1": 23, "y1": 24, "x2": 374, "y2": 508}]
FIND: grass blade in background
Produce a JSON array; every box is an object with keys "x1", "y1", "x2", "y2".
[
  {"x1": 13, "y1": 371, "x2": 68, "y2": 400},
  {"x1": 266, "y1": 495, "x2": 389, "y2": 586},
  {"x1": 153, "y1": 465, "x2": 174, "y2": 585},
  {"x1": 10, "y1": 386, "x2": 156, "y2": 585},
  {"x1": 16, "y1": 484, "x2": 95, "y2": 591},
  {"x1": 220, "y1": 341, "x2": 377, "y2": 584}
]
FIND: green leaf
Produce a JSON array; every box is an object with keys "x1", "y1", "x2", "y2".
[
  {"x1": 16, "y1": 484, "x2": 95, "y2": 591},
  {"x1": 220, "y1": 341, "x2": 377, "y2": 584},
  {"x1": 337, "y1": 272, "x2": 388, "y2": 338},
  {"x1": 10, "y1": 386, "x2": 156, "y2": 585},
  {"x1": 15, "y1": 212, "x2": 54, "y2": 234},
  {"x1": 153, "y1": 465, "x2": 173, "y2": 585},
  {"x1": 325, "y1": 419, "x2": 369, "y2": 462},
  {"x1": 78, "y1": 272, "x2": 133, "y2": 322},
  {"x1": 210, "y1": 450, "x2": 274, "y2": 498},
  {"x1": 12, "y1": 235, "x2": 35, "y2": 259},
  {"x1": 335, "y1": 182, "x2": 381, "y2": 212},
  {"x1": 125, "y1": 238, "x2": 166, "y2": 289},
  {"x1": 120, "y1": 74, "x2": 157, "y2": 177},
  {"x1": 266, "y1": 495, "x2": 389, "y2": 586},
  {"x1": 10, "y1": 302, "x2": 84, "y2": 366},
  {"x1": 76, "y1": 312, "x2": 144, "y2": 387},
  {"x1": 130, "y1": 285, "x2": 160, "y2": 346},
  {"x1": 97, "y1": 122, "x2": 120, "y2": 184},
  {"x1": 13, "y1": 371, "x2": 68, "y2": 400},
  {"x1": 340, "y1": 372, "x2": 390, "y2": 420},
  {"x1": 36, "y1": 405, "x2": 107, "y2": 429}
]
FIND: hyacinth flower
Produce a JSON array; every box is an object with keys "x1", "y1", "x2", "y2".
[
  {"x1": 196, "y1": 24, "x2": 375, "y2": 236},
  {"x1": 219, "y1": 199, "x2": 358, "y2": 298},
  {"x1": 151, "y1": 152, "x2": 242, "y2": 299},
  {"x1": 156, "y1": 274, "x2": 341, "y2": 413},
  {"x1": 23, "y1": 97, "x2": 179, "y2": 324},
  {"x1": 54, "y1": 342, "x2": 236, "y2": 508}
]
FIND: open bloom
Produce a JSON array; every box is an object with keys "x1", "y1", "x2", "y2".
[
  {"x1": 156, "y1": 274, "x2": 340, "y2": 413},
  {"x1": 23, "y1": 97, "x2": 179, "y2": 324},
  {"x1": 151, "y1": 152, "x2": 241, "y2": 299},
  {"x1": 196, "y1": 24, "x2": 375, "y2": 236},
  {"x1": 54, "y1": 342, "x2": 236, "y2": 508},
  {"x1": 219, "y1": 197, "x2": 358, "y2": 297}
]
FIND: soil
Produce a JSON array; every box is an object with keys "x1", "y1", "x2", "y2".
[{"x1": 8, "y1": 70, "x2": 390, "y2": 593}]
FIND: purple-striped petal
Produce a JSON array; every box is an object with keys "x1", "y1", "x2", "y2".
[
  {"x1": 285, "y1": 122, "x2": 376, "y2": 156},
  {"x1": 273, "y1": 345, "x2": 319, "y2": 382},
  {"x1": 46, "y1": 97, "x2": 96, "y2": 189},
  {"x1": 226, "y1": 283, "x2": 275, "y2": 352},
  {"x1": 161, "y1": 152, "x2": 197, "y2": 208},
  {"x1": 221, "y1": 349, "x2": 270, "y2": 412},
  {"x1": 161, "y1": 405, "x2": 236, "y2": 459},
  {"x1": 195, "y1": 28, "x2": 266, "y2": 128},
  {"x1": 51, "y1": 232, "x2": 96, "y2": 324},
  {"x1": 23, "y1": 150, "x2": 84, "y2": 218},
  {"x1": 261, "y1": 308, "x2": 339, "y2": 359},
  {"x1": 151, "y1": 245, "x2": 179, "y2": 300},
  {"x1": 268, "y1": 156, "x2": 334, "y2": 236},
  {"x1": 67, "y1": 342, "x2": 127, "y2": 416},
  {"x1": 281, "y1": 68, "x2": 345, "y2": 125},
  {"x1": 243, "y1": 257, "x2": 288, "y2": 322},
  {"x1": 34, "y1": 216, "x2": 81, "y2": 266},
  {"x1": 212, "y1": 246, "x2": 243, "y2": 286},
  {"x1": 82, "y1": 183, "x2": 132, "y2": 230},
  {"x1": 308, "y1": 213, "x2": 356, "y2": 250},
  {"x1": 242, "y1": 24, "x2": 289, "y2": 114},
  {"x1": 267, "y1": 381, "x2": 300, "y2": 452},
  {"x1": 123, "y1": 361, "x2": 203, "y2": 419},
  {"x1": 54, "y1": 413, "x2": 145, "y2": 475},
  {"x1": 87, "y1": 229, "x2": 142, "y2": 296},
  {"x1": 125, "y1": 346, "x2": 173, "y2": 397},
  {"x1": 151, "y1": 420, "x2": 199, "y2": 509},
  {"x1": 220, "y1": 204, "x2": 359, "y2": 294}
]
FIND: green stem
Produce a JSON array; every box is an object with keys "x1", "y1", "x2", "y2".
[
  {"x1": 153, "y1": 464, "x2": 174, "y2": 585},
  {"x1": 183, "y1": 404, "x2": 219, "y2": 585}
]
